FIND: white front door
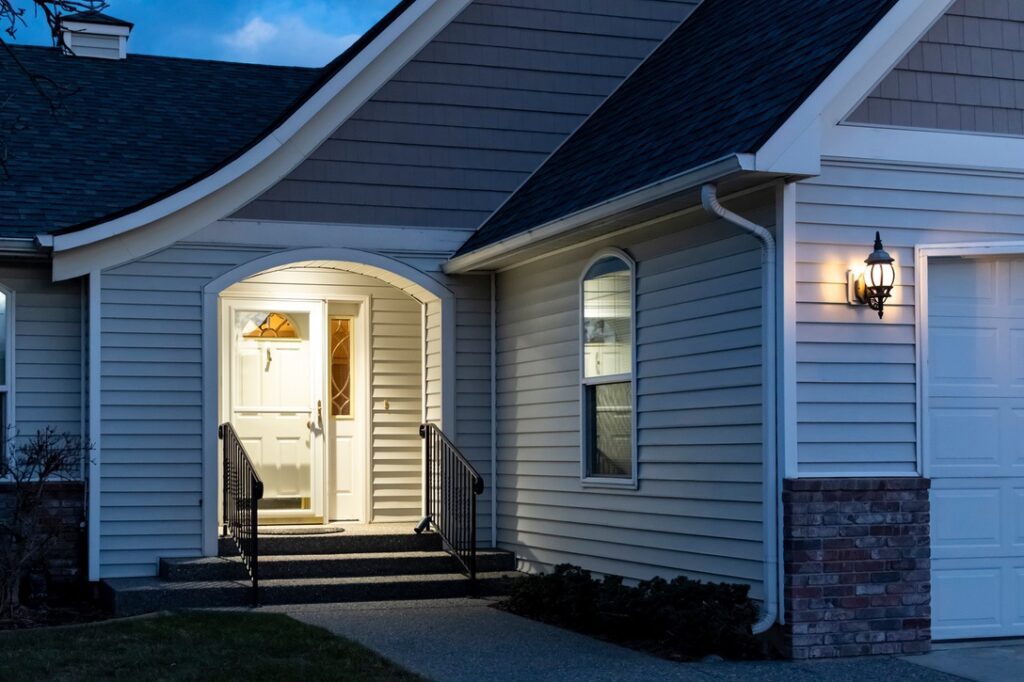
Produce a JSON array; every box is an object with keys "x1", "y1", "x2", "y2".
[
  {"x1": 928, "y1": 256, "x2": 1024, "y2": 640},
  {"x1": 328, "y1": 303, "x2": 365, "y2": 521},
  {"x1": 227, "y1": 300, "x2": 325, "y2": 520}
]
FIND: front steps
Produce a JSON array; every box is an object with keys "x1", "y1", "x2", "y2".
[{"x1": 102, "y1": 527, "x2": 517, "y2": 616}]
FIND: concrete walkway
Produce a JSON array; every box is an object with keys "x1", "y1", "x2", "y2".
[
  {"x1": 904, "y1": 639, "x2": 1024, "y2": 681},
  {"x1": 263, "y1": 598, "x2": 964, "y2": 681}
]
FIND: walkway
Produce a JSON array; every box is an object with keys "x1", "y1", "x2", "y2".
[{"x1": 266, "y1": 598, "x2": 965, "y2": 681}]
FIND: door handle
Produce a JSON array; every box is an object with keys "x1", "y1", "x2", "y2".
[{"x1": 317, "y1": 400, "x2": 323, "y2": 429}]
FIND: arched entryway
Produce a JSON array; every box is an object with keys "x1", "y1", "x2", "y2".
[{"x1": 200, "y1": 248, "x2": 454, "y2": 554}]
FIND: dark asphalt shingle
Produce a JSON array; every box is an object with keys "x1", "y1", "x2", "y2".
[
  {"x1": 457, "y1": 0, "x2": 899, "y2": 257},
  {"x1": 0, "y1": 45, "x2": 319, "y2": 237}
]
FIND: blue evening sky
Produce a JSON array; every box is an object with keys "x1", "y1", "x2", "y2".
[{"x1": 9, "y1": 0, "x2": 397, "y2": 66}]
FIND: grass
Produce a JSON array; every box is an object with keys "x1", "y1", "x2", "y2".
[{"x1": 0, "y1": 611, "x2": 422, "y2": 682}]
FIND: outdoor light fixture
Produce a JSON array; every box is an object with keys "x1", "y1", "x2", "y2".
[{"x1": 847, "y1": 231, "x2": 896, "y2": 319}]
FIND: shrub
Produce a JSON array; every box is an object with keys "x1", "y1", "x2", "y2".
[
  {"x1": 502, "y1": 564, "x2": 762, "y2": 660},
  {"x1": 0, "y1": 428, "x2": 89, "y2": 619}
]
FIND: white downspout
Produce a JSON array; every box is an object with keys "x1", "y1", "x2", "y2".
[
  {"x1": 490, "y1": 272, "x2": 498, "y2": 548},
  {"x1": 701, "y1": 184, "x2": 779, "y2": 634}
]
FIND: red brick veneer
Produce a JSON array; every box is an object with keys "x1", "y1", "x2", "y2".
[{"x1": 782, "y1": 477, "x2": 930, "y2": 659}]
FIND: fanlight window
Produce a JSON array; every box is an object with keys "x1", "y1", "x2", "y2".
[
  {"x1": 330, "y1": 318, "x2": 353, "y2": 417},
  {"x1": 241, "y1": 312, "x2": 299, "y2": 339}
]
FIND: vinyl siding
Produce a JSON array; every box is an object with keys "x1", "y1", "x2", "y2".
[
  {"x1": 234, "y1": 0, "x2": 698, "y2": 227},
  {"x1": 847, "y1": 0, "x2": 1024, "y2": 135},
  {"x1": 496, "y1": 191, "x2": 772, "y2": 596},
  {"x1": 0, "y1": 263, "x2": 84, "y2": 438},
  {"x1": 98, "y1": 240, "x2": 486, "y2": 576},
  {"x1": 794, "y1": 159, "x2": 1024, "y2": 476},
  {"x1": 222, "y1": 266, "x2": 423, "y2": 522}
]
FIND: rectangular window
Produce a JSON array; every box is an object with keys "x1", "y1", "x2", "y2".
[
  {"x1": 585, "y1": 382, "x2": 632, "y2": 478},
  {"x1": 330, "y1": 317, "x2": 353, "y2": 417}
]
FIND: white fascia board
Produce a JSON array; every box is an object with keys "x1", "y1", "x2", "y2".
[
  {"x1": 824, "y1": 124, "x2": 1024, "y2": 172},
  {"x1": 443, "y1": 153, "x2": 755, "y2": 274},
  {"x1": 48, "y1": 0, "x2": 471, "y2": 280},
  {"x1": 754, "y1": 0, "x2": 954, "y2": 174}
]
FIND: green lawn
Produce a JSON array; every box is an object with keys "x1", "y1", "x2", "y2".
[{"x1": 0, "y1": 611, "x2": 422, "y2": 682}]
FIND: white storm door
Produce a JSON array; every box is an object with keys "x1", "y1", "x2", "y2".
[
  {"x1": 227, "y1": 300, "x2": 325, "y2": 519},
  {"x1": 328, "y1": 305, "x2": 365, "y2": 521},
  {"x1": 928, "y1": 256, "x2": 1024, "y2": 640}
]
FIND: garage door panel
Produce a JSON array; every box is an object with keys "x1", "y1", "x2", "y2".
[
  {"x1": 932, "y1": 487, "x2": 1001, "y2": 556},
  {"x1": 929, "y1": 327, "x2": 999, "y2": 391},
  {"x1": 929, "y1": 256, "x2": 1024, "y2": 640}
]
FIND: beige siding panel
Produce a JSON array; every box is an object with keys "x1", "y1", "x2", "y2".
[
  {"x1": 794, "y1": 160, "x2": 1024, "y2": 475},
  {"x1": 496, "y1": 191, "x2": 772, "y2": 596}
]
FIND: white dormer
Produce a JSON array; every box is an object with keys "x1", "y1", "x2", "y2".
[{"x1": 59, "y1": 11, "x2": 133, "y2": 60}]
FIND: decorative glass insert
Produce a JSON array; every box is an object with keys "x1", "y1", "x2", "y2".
[
  {"x1": 585, "y1": 382, "x2": 632, "y2": 478},
  {"x1": 583, "y1": 257, "x2": 632, "y2": 378},
  {"x1": 330, "y1": 318, "x2": 353, "y2": 417},
  {"x1": 240, "y1": 312, "x2": 299, "y2": 339}
]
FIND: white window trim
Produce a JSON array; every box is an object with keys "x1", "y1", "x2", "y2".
[
  {"x1": 578, "y1": 248, "x2": 638, "y2": 489},
  {"x1": 0, "y1": 282, "x2": 14, "y2": 444}
]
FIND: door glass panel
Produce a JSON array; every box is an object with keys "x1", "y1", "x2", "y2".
[
  {"x1": 330, "y1": 318, "x2": 353, "y2": 417},
  {"x1": 232, "y1": 309, "x2": 312, "y2": 512}
]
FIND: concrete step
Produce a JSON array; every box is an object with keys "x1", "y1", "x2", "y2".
[
  {"x1": 218, "y1": 531, "x2": 442, "y2": 556},
  {"x1": 162, "y1": 550, "x2": 516, "y2": 582},
  {"x1": 102, "y1": 571, "x2": 517, "y2": 616}
]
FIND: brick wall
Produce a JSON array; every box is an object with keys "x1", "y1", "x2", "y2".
[
  {"x1": 782, "y1": 478, "x2": 931, "y2": 659},
  {"x1": 0, "y1": 481, "x2": 86, "y2": 589}
]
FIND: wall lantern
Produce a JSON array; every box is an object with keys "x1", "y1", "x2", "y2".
[{"x1": 847, "y1": 231, "x2": 896, "y2": 319}]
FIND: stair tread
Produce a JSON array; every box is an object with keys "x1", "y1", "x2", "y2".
[
  {"x1": 106, "y1": 571, "x2": 517, "y2": 592},
  {"x1": 169, "y1": 549, "x2": 512, "y2": 565}
]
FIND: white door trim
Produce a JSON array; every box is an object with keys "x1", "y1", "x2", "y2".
[{"x1": 915, "y1": 241, "x2": 1024, "y2": 480}]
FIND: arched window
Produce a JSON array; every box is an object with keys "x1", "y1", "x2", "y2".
[{"x1": 580, "y1": 251, "x2": 635, "y2": 484}]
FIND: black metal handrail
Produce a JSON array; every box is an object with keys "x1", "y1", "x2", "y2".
[
  {"x1": 416, "y1": 423, "x2": 484, "y2": 581},
  {"x1": 220, "y1": 422, "x2": 264, "y2": 605}
]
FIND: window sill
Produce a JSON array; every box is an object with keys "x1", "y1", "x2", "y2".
[{"x1": 580, "y1": 477, "x2": 637, "y2": 491}]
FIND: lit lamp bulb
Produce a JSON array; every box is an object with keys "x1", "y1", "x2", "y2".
[{"x1": 853, "y1": 232, "x2": 896, "y2": 319}]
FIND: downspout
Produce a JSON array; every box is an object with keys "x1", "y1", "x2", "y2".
[
  {"x1": 700, "y1": 184, "x2": 779, "y2": 635},
  {"x1": 490, "y1": 272, "x2": 498, "y2": 548}
]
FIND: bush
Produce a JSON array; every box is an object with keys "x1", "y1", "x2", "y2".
[
  {"x1": 502, "y1": 564, "x2": 762, "y2": 660},
  {"x1": 0, "y1": 428, "x2": 90, "y2": 620}
]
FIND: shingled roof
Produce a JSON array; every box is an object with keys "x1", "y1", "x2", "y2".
[
  {"x1": 0, "y1": 0, "x2": 415, "y2": 239},
  {"x1": 457, "y1": 0, "x2": 899, "y2": 257}
]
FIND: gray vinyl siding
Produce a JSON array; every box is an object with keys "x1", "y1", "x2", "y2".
[
  {"x1": 495, "y1": 191, "x2": 772, "y2": 596},
  {"x1": 222, "y1": 267, "x2": 423, "y2": 522},
  {"x1": 234, "y1": 0, "x2": 697, "y2": 227},
  {"x1": 847, "y1": 0, "x2": 1024, "y2": 135},
  {"x1": 793, "y1": 160, "x2": 1024, "y2": 476},
  {"x1": 0, "y1": 263, "x2": 84, "y2": 439},
  {"x1": 98, "y1": 239, "x2": 489, "y2": 577}
]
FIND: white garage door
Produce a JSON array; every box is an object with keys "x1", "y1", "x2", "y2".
[{"x1": 928, "y1": 256, "x2": 1024, "y2": 640}]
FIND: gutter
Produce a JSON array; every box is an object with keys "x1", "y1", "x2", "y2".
[
  {"x1": 444, "y1": 154, "x2": 755, "y2": 274},
  {"x1": 0, "y1": 237, "x2": 44, "y2": 255},
  {"x1": 700, "y1": 184, "x2": 780, "y2": 635}
]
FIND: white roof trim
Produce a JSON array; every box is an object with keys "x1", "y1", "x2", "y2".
[
  {"x1": 444, "y1": 154, "x2": 756, "y2": 274},
  {"x1": 754, "y1": 0, "x2": 955, "y2": 175},
  {"x1": 49, "y1": 0, "x2": 472, "y2": 280}
]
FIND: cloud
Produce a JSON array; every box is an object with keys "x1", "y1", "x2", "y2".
[{"x1": 220, "y1": 14, "x2": 359, "y2": 66}]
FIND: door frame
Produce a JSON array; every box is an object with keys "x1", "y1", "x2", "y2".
[
  {"x1": 324, "y1": 295, "x2": 371, "y2": 523},
  {"x1": 915, "y1": 240, "x2": 1024, "y2": 479},
  {"x1": 218, "y1": 292, "x2": 372, "y2": 525}
]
